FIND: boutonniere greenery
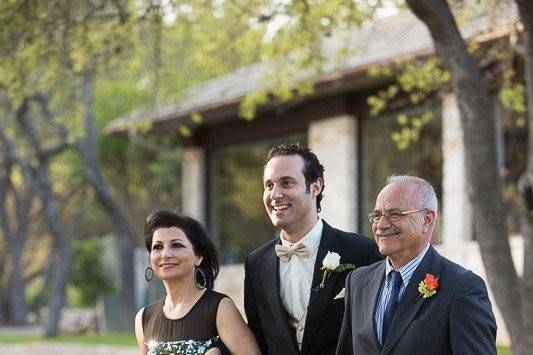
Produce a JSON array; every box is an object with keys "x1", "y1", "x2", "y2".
[
  {"x1": 418, "y1": 273, "x2": 439, "y2": 298},
  {"x1": 320, "y1": 251, "x2": 355, "y2": 289}
]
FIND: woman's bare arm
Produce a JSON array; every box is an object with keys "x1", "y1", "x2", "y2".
[
  {"x1": 216, "y1": 298, "x2": 260, "y2": 355},
  {"x1": 134, "y1": 308, "x2": 148, "y2": 355}
]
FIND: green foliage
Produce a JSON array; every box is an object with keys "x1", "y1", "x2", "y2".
[
  {"x1": 334, "y1": 263, "x2": 355, "y2": 273},
  {"x1": 229, "y1": 0, "x2": 380, "y2": 121},
  {"x1": 239, "y1": 90, "x2": 269, "y2": 120},
  {"x1": 25, "y1": 277, "x2": 45, "y2": 307},
  {"x1": 499, "y1": 68, "x2": 527, "y2": 128},
  {"x1": 148, "y1": 145, "x2": 182, "y2": 195},
  {"x1": 368, "y1": 65, "x2": 393, "y2": 78},
  {"x1": 0, "y1": 0, "x2": 134, "y2": 119},
  {"x1": 94, "y1": 79, "x2": 150, "y2": 164},
  {"x1": 272, "y1": 83, "x2": 294, "y2": 102},
  {"x1": 500, "y1": 82, "x2": 526, "y2": 112},
  {"x1": 389, "y1": 111, "x2": 434, "y2": 151},
  {"x1": 367, "y1": 95, "x2": 388, "y2": 117},
  {"x1": 366, "y1": 55, "x2": 449, "y2": 150},
  {"x1": 190, "y1": 112, "x2": 203, "y2": 125},
  {"x1": 296, "y1": 80, "x2": 315, "y2": 96},
  {"x1": 367, "y1": 57, "x2": 449, "y2": 120},
  {"x1": 0, "y1": 0, "x2": 265, "y2": 254},
  {"x1": 179, "y1": 125, "x2": 192, "y2": 137},
  {"x1": 397, "y1": 57, "x2": 450, "y2": 99},
  {"x1": 70, "y1": 237, "x2": 114, "y2": 307}
]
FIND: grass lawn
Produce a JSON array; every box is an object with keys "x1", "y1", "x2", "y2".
[
  {"x1": 497, "y1": 346, "x2": 512, "y2": 355},
  {"x1": 0, "y1": 333, "x2": 512, "y2": 354},
  {"x1": 0, "y1": 332, "x2": 136, "y2": 346}
]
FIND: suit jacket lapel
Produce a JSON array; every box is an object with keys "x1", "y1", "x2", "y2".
[
  {"x1": 382, "y1": 246, "x2": 443, "y2": 355},
  {"x1": 301, "y1": 222, "x2": 341, "y2": 353},
  {"x1": 259, "y1": 244, "x2": 299, "y2": 354},
  {"x1": 364, "y1": 262, "x2": 386, "y2": 352}
]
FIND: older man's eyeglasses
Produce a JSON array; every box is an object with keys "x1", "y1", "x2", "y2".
[{"x1": 366, "y1": 209, "x2": 429, "y2": 224}]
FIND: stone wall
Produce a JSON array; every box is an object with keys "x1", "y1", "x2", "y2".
[{"x1": 308, "y1": 115, "x2": 358, "y2": 231}]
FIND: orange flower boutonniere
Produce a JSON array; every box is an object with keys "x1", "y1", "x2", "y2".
[{"x1": 418, "y1": 273, "x2": 439, "y2": 298}]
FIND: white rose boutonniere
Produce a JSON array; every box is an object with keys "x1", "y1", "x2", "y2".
[
  {"x1": 320, "y1": 251, "x2": 355, "y2": 289},
  {"x1": 322, "y1": 251, "x2": 341, "y2": 270}
]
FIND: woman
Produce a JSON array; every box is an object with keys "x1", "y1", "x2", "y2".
[{"x1": 135, "y1": 210, "x2": 260, "y2": 355}]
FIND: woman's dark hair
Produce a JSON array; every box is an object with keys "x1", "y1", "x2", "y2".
[{"x1": 144, "y1": 210, "x2": 219, "y2": 289}]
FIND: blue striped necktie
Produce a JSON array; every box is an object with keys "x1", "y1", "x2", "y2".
[{"x1": 382, "y1": 270, "x2": 402, "y2": 343}]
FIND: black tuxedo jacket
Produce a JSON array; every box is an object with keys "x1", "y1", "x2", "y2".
[
  {"x1": 244, "y1": 221, "x2": 382, "y2": 355},
  {"x1": 336, "y1": 246, "x2": 497, "y2": 355}
]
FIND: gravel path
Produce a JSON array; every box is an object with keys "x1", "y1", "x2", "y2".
[{"x1": 0, "y1": 343, "x2": 138, "y2": 355}]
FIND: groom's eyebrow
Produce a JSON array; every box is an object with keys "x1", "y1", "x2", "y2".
[{"x1": 264, "y1": 176, "x2": 296, "y2": 183}]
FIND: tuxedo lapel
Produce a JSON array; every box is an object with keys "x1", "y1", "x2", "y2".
[
  {"x1": 382, "y1": 246, "x2": 443, "y2": 355},
  {"x1": 362, "y1": 262, "x2": 386, "y2": 352},
  {"x1": 301, "y1": 223, "x2": 341, "y2": 353},
  {"x1": 259, "y1": 245, "x2": 299, "y2": 354}
]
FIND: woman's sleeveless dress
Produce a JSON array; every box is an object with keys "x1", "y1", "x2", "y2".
[{"x1": 142, "y1": 289, "x2": 228, "y2": 355}]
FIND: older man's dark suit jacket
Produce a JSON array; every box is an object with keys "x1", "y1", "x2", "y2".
[
  {"x1": 336, "y1": 246, "x2": 497, "y2": 355},
  {"x1": 244, "y1": 221, "x2": 383, "y2": 355}
]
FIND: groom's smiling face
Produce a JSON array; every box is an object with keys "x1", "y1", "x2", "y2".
[{"x1": 263, "y1": 154, "x2": 319, "y2": 241}]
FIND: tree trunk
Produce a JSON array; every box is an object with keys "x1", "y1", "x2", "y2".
[
  {"x1": 405, "y1": 0, "x2": 523, "y2": 352},
  {"x1": 0, "y1": 132, "x2": 29, "y2": 325},
  {"x1": 8, "y1": 246, "x2": 29, "y2": 324},
  {"x1": 0, "y1": 251, "x2": 4, "y2": 322},
  {"x1": 516, "y1": 0, "x2": 533, "y2": 353},
  {"x1": 15, "y1": 95, "x2": 73, "y2": 336},
  {"x1": 0, "y1": 286, "x2": 4, "y2": 323},
  {"x1": 33, "y1": 151, "x2": 74, "y2": 337},
  {"x1": 31, "y1": 166, "x2": 75, "y2": 337},
  {"x1": 29, "y1": 262, "x2": 55, "y2": 320},
  {"x1": 43, "y1": 247, "x2": 74, "y2": 336},
  {"x1": 10, "y1": 171, "x2": 32, "y2": 325},
  {"x1": 77, "y1": 69, "x2": 137, "y2": 328}
]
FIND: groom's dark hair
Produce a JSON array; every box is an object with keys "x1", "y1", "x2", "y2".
[{"x1": 266, "y1": 142, "x2": 325, "y2": 213}]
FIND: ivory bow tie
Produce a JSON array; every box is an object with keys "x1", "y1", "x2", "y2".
[{"x1": 275, "y1": 243, "x2": 309, "y2": 262}]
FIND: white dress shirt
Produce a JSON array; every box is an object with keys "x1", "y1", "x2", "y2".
[{"x1": 279, "y1": 219, "x2": 323, "y2": 349}]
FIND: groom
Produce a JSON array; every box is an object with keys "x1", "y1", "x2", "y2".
[
  {"x1": 336, "y1": 176, "x2": 497, "y2": 354},
  {"x1": 244, "y1": 143, "x2": 382, "y2": 355}
]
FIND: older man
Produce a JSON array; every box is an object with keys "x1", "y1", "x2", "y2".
[{"x1": 336, "y1": 175, "x2": 497, "y2": 355}]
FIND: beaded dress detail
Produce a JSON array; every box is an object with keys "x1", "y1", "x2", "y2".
[{"x1": 142, "y1": 289, "x2": 228, "y2": 355}]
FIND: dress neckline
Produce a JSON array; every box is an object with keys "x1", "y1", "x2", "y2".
[{"x1": 161, "y1": 289, "x2": 209, "y2": 321}]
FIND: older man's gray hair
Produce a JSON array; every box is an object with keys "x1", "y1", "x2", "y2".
[{"x1": 386, "y1": 175, "x2": 438, "y2": 214}]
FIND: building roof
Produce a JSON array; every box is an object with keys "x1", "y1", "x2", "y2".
[{"x1": 106, "y1": 9, "x2": 516, "y2": 135}]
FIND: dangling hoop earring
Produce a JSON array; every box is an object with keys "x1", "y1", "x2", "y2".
[
  {"x1": 194, "y1": 266, "x2": 207, "y2": 289},
  {"x1": 145, "y1": 267, "x2": 154, "y2": 281}
]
